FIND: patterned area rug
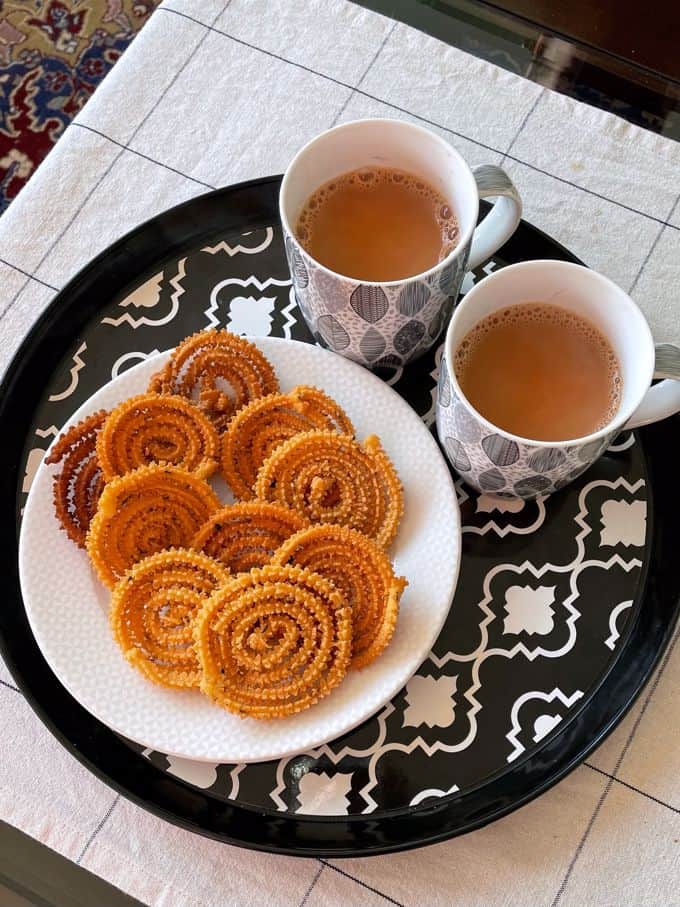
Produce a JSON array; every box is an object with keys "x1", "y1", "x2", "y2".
[{"x1": 0, "y1": 1, "x2": 159, "y2": 214}]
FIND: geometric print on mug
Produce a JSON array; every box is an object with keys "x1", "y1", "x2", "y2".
[
  {"x1": 435, "y1": 257, "x2": 680, "y2": 499},
  {"x1": 280, "y1": 120, "x2": 523, "y2": 370},
  {"x1": 284, "y1": 226, "x2": 468, "y2": 369},
  {"x1": 436, "y1": 356, "x2": 614, "y2": 499}
]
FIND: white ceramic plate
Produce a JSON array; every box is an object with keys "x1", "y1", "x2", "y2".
[{"x1": 19, "y1": 338, "x2": 460, "y2": 763}]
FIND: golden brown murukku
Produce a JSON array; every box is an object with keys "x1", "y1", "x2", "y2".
[
  {"x1": 195, "y1": 564, "x2": 352, "y2": 718},
  {"x1": 150, "y1": 330, "x2": 279, "y2": 431},
  {"x1": 191, "y1": 501, "x2": 309, "y2": 573},
  {"x1": 147, "y1": 368, "x2": 165, "y2": 394},
  {"x1": 97, "y1": 393, "x2": 219, "y2": 481},
  {"x1": 45, "y1": 410, "x2": 108, "y2": 548},
  {"x1": 86, "y1": 464, "x2": 221, "y2": 588},
  {"x1": 254, "y1": 431, "x2": 403, "y2": 548},
  {"x1": 110, "y1": 548, "x2": 230, "y2": 688},
  {"x1": 221, "y1": 385, "x2": 354, "y2": 499},
  {"x1": 272, "y1": 524, "x2": 406, "y2": 669}
]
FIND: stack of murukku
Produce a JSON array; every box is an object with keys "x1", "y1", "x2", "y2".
[{"x1": 46, "y1": 329, "x2": 408, "y2": 719}]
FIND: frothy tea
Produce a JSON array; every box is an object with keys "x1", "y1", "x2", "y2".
[
  {"x1": 454, "y1": 302, "x2": 622, "y2": 442},
  {"x1": 295, "y1": 166, "x2": 458, "y2": 282}
]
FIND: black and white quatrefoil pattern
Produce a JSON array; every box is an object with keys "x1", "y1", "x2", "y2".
[
  {"x1": 283, "y1": 226, "x2": 469, "y2": 368},
  {"x1": 436, "y1": 360, "x2": 614, "y2": 499},
  {"x1": 20, "y1": 221, "x2": 648, "y2": 819}
]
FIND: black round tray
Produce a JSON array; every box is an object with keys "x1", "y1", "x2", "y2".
[{"x1": 1, "y1": 177, "x2": 678, "y2": 857}]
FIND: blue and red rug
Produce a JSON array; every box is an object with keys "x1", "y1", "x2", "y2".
[{"x1": 0, "y1": 1, "x2": 158, "y2": 214}]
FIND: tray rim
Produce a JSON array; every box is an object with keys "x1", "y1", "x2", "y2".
[{"x1": 1, "y1": 175, "x2": 678, "y2": 857}]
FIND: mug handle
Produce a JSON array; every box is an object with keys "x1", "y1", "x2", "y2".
[
  {"x1": 625, "y1": 343, "x2": 680, "y2": 429},
  {"x1": 468, "y1": 165, "x2": 523, "y2": 271}
]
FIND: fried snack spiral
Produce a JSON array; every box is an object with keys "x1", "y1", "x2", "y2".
[
  {"x1": 192, "y1": 501, "x2": 309, "y2": 573},
  {"x1": 150, "y1": 330, "x2": 279, "y2": 431},
  {"x1": 195, "y1": 564, "x2": 352, "y2": 718},
  {"x1": 110, "y1": 549, "x2": 230, "y2": 688},
  {"x1": 221, "y1": 385, "x2": 354, "y2": 499},
  {"x1": 86, "y1": 464, "x2": 221, "y2": 588},
  {"x1": 254, "y1": 431, "x2": 403, "y2": 548},
  {"x1": 147, "y1": 369, "x2": 165, "y2": 394},
  {"x1": 45, "y1": 410, "x2": 108, "y2": 548},
  {"x1": 272, "y1": 525, "x2": 407, "y2": 669},
  {"x1": 97, "y1": 393, "x2": 219, "y2": 481}
]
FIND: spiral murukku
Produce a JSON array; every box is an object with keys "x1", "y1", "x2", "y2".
[
  {"x1": 86, "y1": 464, "x2": 221, "y2": 588},
  {"x1": 110, "y1": 549, "x2": 230, "y2": 688},
  {"x1": 147, "y1": 368, "x2": 165, "y2": 394},
  {"x1": 254, "y1": 431, "x2": 403, "y2": 548},
  {"x1": 150, "y1": 330, "x2": 279, "y2": 431},
  {"x1": 192, "y1": 501, "x2": 309, "y2": 573},
  {"x1": 96, "y1": 393, "x2": 219, "y2": 481},
  {"x1": 45, "y1": 410, "x2": 108, "y2": 548},
  {"x1": 221, "y1": 385, "x2": 354, "y2": 499},
  {"x1": 195, "y1": 564, "x2": 352, "y2": 718},
  {"x1": 272, "y1": 524, "x2": 407, "y2": 669}
]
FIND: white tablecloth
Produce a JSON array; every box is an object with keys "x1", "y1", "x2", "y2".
[{"x1": 1, "y1": 2, "x2": 679, "y2": 905}]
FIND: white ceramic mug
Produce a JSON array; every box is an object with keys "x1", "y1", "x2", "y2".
[
  {"x1": 280, "y1": 118, "x2": 522, "y2": 369},
  {"x1": 436, "y1": 260, "x2": 680, "y2": 499}
]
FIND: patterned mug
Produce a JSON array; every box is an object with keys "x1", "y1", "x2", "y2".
[
  {"x1": 279, "y1": 118, "x2": 522, "y2": 369},
  {"x1": 436, "y1": 260, "x2": 680, "y2": 499}
]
